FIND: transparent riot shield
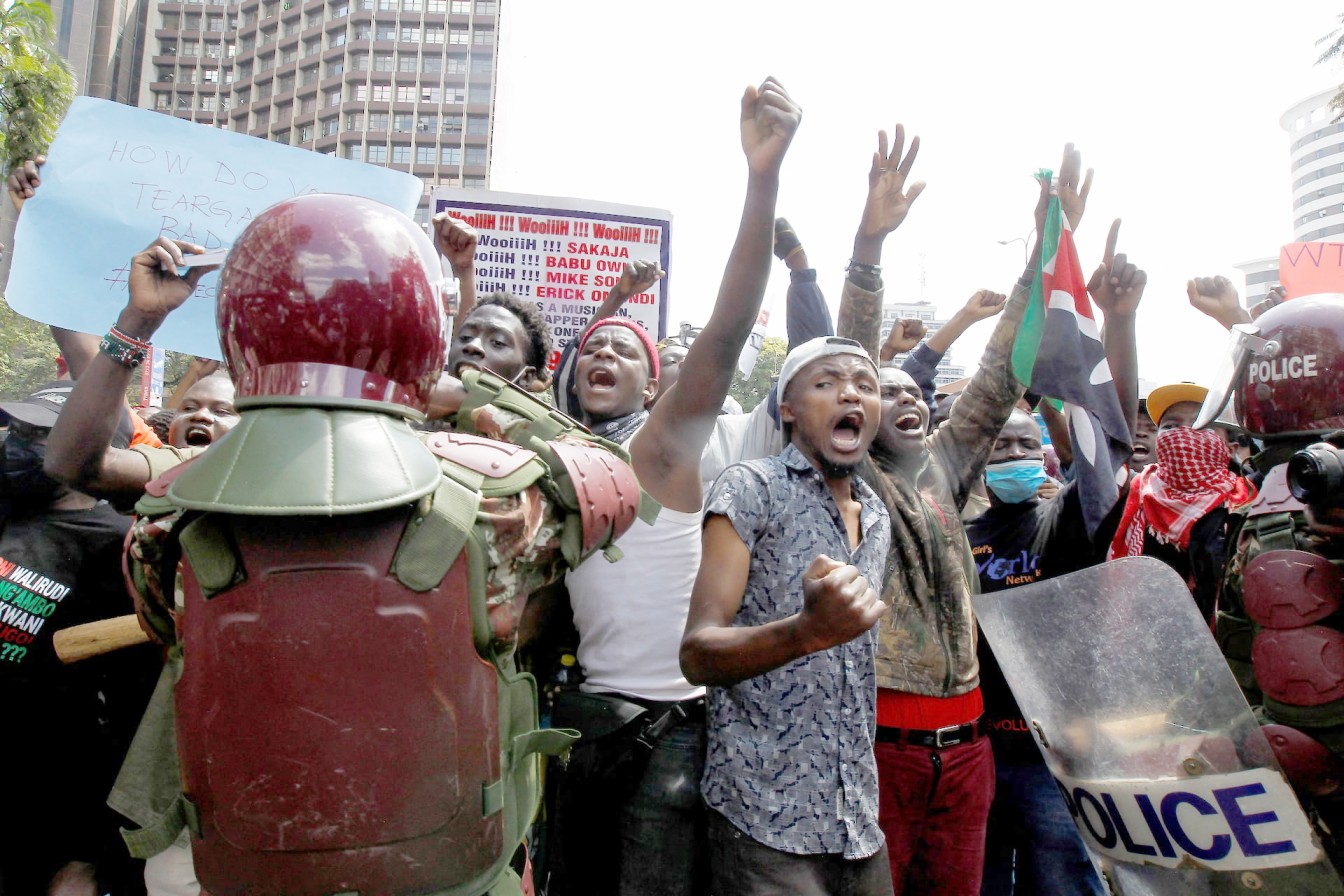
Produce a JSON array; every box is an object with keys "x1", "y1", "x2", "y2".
[{"x1": 973, "y1": 556, "x2": 1344, "y2": 895}]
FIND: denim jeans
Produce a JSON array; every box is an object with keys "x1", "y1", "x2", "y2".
[
  {"x1": 707, "y1": 809, "x2": 893, "y2": 896},
  {"x1": 547, "y1": 714, "x2": 707, "y2": 896},
  {"x1": 981, "y1": 759, "x2": 1104, "y2": 896}
]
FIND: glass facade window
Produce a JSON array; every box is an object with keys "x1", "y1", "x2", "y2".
[
  {"x1": 440, "y1": 146, "x2": 461, "y2": 164},
  {"x1": 367, "y1": 144, "x2": 388, "y2": 163},
  {"x1": 392, "y1": 145, "x2": 411, "y2": 164}
]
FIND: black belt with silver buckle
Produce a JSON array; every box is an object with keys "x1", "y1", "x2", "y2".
[
  {"x1": 621, "y1": 695, "x2": 705, "y2": 750},
  {"x1": 876, "y1": 717, "x2": 984, "y2": 749}
]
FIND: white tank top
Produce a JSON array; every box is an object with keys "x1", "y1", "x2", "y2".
[{"x1": 565, "y1": 503, "x2": 706, "y2": 702}]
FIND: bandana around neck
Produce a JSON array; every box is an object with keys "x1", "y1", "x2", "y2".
[{"x1": 591, "y1": 409, "x2": 648, "y2": 446}]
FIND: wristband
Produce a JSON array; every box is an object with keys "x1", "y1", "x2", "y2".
[
  {"x1": 847, "y1": 259, "x2": 883, "y2": 293},
  {"x1": 100, "y1": 325, "x2": 151, "y2": 368}
]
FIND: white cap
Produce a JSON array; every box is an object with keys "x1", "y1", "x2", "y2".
[{"x1": 776, "y1": 336, "x2": 878, "y2": 402}]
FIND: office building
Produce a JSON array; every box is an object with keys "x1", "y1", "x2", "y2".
[
  {"x1": 880, "y1": 300, "x2": 966, "y2": 388},
  {"x1": 140, "y1": 0, "x2": 500, "y2": 224}
]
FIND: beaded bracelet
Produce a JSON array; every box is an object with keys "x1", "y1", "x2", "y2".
[{"x1": 100, "y1": 325, "x2": 151, "y2": 368}]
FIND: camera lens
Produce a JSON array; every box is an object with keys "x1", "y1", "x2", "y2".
[{"x1": 1288, "y1": 444, "x2": 1344, "y2": 504}]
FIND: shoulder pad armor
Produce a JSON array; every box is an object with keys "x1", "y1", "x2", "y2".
[
  {"x1": 1253, "y1": 625, "x2": 1344, "y2": 706},
  {"x1": 1243, "y1": 549, "x2": 1342, "y2": 629},
  {"x1": 1261, "y1": 723, "x2": 1344, "y2": 797},
  {"x1": 424, "y1": 431, "x2": 537, "y2": 479},
  {"x1": 549, "y1": 438, "x2": 642, "y2": 555}
]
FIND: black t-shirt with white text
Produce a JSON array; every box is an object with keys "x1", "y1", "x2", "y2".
[
  {"x1": 0, "y1": 503, "x2": 160, "y2": 894},
  {"x1": 966, "y1": 484, "x2": 1095, "y2": 762}
]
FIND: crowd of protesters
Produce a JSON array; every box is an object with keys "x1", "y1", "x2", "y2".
[{"x1": 0, "y1": 73, "x2": 1331, "y2": 896}]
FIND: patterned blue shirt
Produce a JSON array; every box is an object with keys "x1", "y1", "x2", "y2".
[{"x1": 702, "y1": 443, "x2": 891, "y2": 859}]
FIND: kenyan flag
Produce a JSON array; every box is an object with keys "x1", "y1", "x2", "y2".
[{"x1": 1012, "y1": 171, "x2": 1131, "y2": 537}]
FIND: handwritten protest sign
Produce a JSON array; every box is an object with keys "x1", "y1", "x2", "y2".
[
  {"x1": 432, "y1": 188, "x2": 671, "y2": 369},
  {"x1": 1279, "y1": 242, "x2": 1344, "y2": 299},
  {"x1": 7, "y1": 97, "x2": 423, "y2": 358}
]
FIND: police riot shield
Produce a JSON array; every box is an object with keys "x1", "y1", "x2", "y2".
[{"x1": 973, "y1": 556, "x2": 1344, "y2": 894}]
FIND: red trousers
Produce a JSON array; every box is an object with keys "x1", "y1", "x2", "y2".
[{"x1": 875, "y1": 736, "x2": 995, "y2": 895}]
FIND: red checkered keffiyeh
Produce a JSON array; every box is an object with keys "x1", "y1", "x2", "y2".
[{"x1": 1107, "y1": 426, "x2": 1256, "y2": 560}]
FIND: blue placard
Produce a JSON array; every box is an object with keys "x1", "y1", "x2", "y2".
[{"x1": 6, "y1": 97, "x2": 423, "y2": 358}]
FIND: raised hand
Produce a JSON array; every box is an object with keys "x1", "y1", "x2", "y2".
[
  {"x1": 1086, "y1": 219, "x2": 1145, "y2": 317},
  {"x1": 7, "y1": 156, "x2": 44, "y2": 213},
  {"x1": 959, "y1": 289, "x2": 1008, "y2": 322},
  {"x1": 1056, "y1": 143, "x2": 1092, "y2": 232},
  {"x1": 857, "y1": 125, "x2": 926, "y2": 242},
  {"x1": 126, "y1": 237, "x2": 216, "y2": 323},
  {"x1": 881, "y1": 318, "x2": 927, "y2": 361},
  {"x1": 740, "y1": 77, "x2": 802, "y2": 178},
  {"x1": 432, "y1": 213, "x2": 479, "y2": 275},
  {"x1": 616, "y1": 259, "x2": 665, "y2": 299},
  {"x1": 796, "y1": 554, "x2": 887, "y2": 654},
  {"x1": 1186, "y1": 275, "x2": 1250, "y2": 330}
]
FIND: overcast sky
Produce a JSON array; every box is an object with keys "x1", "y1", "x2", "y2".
[{"x1": 489, "y1": 1, "x2": 1344, "y2": 386}]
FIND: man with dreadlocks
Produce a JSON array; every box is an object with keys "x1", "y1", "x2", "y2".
[{"x1": 837, "y1": 136, "x2": 1093, "y2": 893}]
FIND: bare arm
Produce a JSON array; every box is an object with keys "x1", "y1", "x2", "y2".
[
  {"x1": 432, "y1": 214, "x2": 480, "y2": 336},
  {"x1": 632, "y1": 78, "x2": 801, "y2": 511},
  {"x1": 1038, "y1": 399, "x2": 1073, "y2": 469},
  {"x1": 1087, "y1": 219, "x2": 1144, "y2": 435},
  {"x1": 45, "y1": 238, "x2": 216, "y2": 503},
  {"x1": 48, "y1": 327, "x2": 99, "y2": 380},
  {"x1": 681, "y1": 517, "x2": 885, "y2": 686},
  {"x1": 927, "y1": 290, "x2": 1007, "y2": 355},
  {"x1": 837, "y1": 125, "x2": 925, "y2": 358}
]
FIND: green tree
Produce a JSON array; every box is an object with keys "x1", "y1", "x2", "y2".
[
  {"x1": 729, "y1": 335, "x2": 787, "y2": 412},
  {"x1": 0, "y1": 292, "x2": 57, "y2": 399},
  {"x1": 0, "y1": 0, "x2": 75, "y2": 174}
]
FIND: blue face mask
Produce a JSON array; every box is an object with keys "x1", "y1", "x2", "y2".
[{"x1": 984, "y1": 458, "x2": 1049, "y2": 504}]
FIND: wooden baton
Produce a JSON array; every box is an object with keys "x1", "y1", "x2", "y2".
[{"x1": 53, "y1": 614, "x2": 152, "y2": 664}]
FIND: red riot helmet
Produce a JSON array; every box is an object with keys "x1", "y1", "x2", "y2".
[
  {"x1": 217, "y1": 194, "x2": 447, "y2": 417},
  {"x1": 1199, "y1": 294, "x2": 1344, "y2": 440}
]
